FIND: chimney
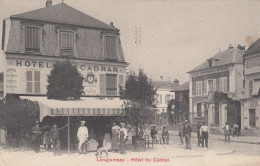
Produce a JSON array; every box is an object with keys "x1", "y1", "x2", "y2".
[
  {"x1": 46, "y1": 0, "x2": 52, "y2": 8},
  {"x1": 110, "y1": 22, "x2": 114, "y2": 27},
  {"x1": 228, "y1": 44, "x2": 233, "y2": 49},
  {"x1": 173, "y1": 79, "x2": 179, "y2": 87}
]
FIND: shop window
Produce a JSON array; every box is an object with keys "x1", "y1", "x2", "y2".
[
  {"x1": 219, "y1": 77, "x2": 227, "y2": 92},
  {"x1": 106, "y1": 74, "x2": 117, "y2": 96},
  {"x1": 249, "y1": 109, "x2": 256, "y2": 128},
  {"x1": 105, "y1": 36, "x2": 117, "y2": 60},
  {"x1": 25, "y1": 26, "x2": 40, "y2": 51},
  {"x1": 26, "y1": 71, "x2": 40, "y2": 94},
  {"x1": 196, "y1": 81, "x2": 202, "y2": 95},
  {"x1": 60, "y1": 31, "x2": 74, "y2": 56}
]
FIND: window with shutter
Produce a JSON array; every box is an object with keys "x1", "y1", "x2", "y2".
[
  {"x1": 60, "y1": 31, "x2": 74, "y2": 56},
  {"x1": 213, "y1": 79, "x2": 217, "y2": 92},
  {"x1": 25, "y1": 27, "x2": 40, "y2": 51},
  {"x1": 26, "y1": 70, "x2": 40, "y2": 94},
  {"x1": 105, "y1": 36, "x2": 117, "y2": 60},
  {"x1": 106, "y1": 74, "x2": 117, "y2": 96},
  {"x1": 100, "y1": 74, "x2": 106, "y2": 95}
]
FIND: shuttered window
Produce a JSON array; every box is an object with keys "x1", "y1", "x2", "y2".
[
  {"x1": 100, "y1": 74, "x2": 106, "y2": 95},
  {"x1": 105, "y1": 36, "x2": 116, "y2": 60},
  {"x1": 26, "y1": 71, "x2": 40, "y2": 94},
  {"x1": 60, "y1": 31, "x2": 74, "y2": 50},
  {"x1": 25, "y1": 27, "x2": 40, "y2": 51},
  {"x1": 106, "y1": 74, "x2": 117, "y2": 96},
  {"x1": 219, "y1": 77, "x2": 227, "y2": 92},
  {"x1": 196, "y1": 81, "x2": 202, "y2": 96}
]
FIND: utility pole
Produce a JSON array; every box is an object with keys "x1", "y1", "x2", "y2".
[{"x1": 134, "y1": 26, "x2": 141, "y2": 74}]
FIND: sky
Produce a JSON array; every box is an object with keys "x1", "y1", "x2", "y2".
[{"x1": 1, "y1": 0, "x2": 260, "y2": 84}]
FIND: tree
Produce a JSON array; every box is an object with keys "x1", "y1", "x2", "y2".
[
  {"x1": 47, "y1": 61, "x2": 84, "y2": 100},
  {"x1": 120, "y1": 70, "x2": 157, "y2": 139},
  {"x1": 0, "y1": 96, "x2": 40, "y2": 147}
]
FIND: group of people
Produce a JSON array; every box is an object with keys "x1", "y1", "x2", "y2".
[
  {"x1": 31, "y1": 120, "x2": 129, "y2": 157},
  {"x1": 150, "y1": 126, "x2": 169, "y2": 144}
]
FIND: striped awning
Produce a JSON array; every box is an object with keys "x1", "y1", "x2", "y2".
[{"x1": 20, "y1": 96, "x2": 125, "y2": 121}]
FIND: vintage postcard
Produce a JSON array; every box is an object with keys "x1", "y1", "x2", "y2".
[{"x1": 0, "y1": 0, "x2": 260, "y2": 166}]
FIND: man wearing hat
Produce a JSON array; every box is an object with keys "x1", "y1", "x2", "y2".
[
  {"x1": 77, "y1": 121, "x2": 89, "y2": 154},
  {"x1": 183, "y1": 120, "x2": 192, "y2": 150},
  {"x1": 31, "y1": 121, "x2": 42, "y2": 153},
  {"x1": 119, "y1": 123, "x2": 128, "y2": 154},
  {"x1": 50, "y1": 123, "x2": 68, "y2": 156}
]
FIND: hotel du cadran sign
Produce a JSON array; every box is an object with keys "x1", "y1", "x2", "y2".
[{"x1": 5, "y1": 59, "x2": 125, "y2": 95}]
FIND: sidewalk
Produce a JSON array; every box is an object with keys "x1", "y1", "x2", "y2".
[{"x1": 169, "y1": 130, "x2": 260, "y2": 144}]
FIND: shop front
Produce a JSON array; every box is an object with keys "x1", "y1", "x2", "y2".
[{"x1": 21, "y1": 96, "x2": 125, "y2": 152}]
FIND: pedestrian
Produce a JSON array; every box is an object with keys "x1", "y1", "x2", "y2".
[
  {"x1": 222, "y1": 122, "x2": 230, "y2": 143},
  {"x1": 200, "y1": 122, "x2": 209, "y2": 148},
  {"x1": 183, "y1": 120, "x2": 192, "y2": 150},
  {"x1": 111, "y1": 122, "x2": 120, "y2": 152},
  {"x1": 43, "y1": 130, "x2": 51, "y2": 150},
  {"x1": 232, "y1": 124, "x2": 239, "y2": 137},
  {"x1": 77, "y1": 121, "x2": 89, "y2": 154},
  {"x1": 197, "y1": 121, "x2": 202, "y2": 147},
  {"x1": 161, "y1": 126, "x2": 169, "y2": 144},
  {"x1": 50, "y1": 123, "x2": 68, "y2": 156},
  {"x1": 119, "y1": 123, "x2": 127, "y2": 154},
  {"x1": 178, "y1": 123, "x2": 184, "y2": 145},
  {"x1": 151, "y1": 126, "x2": 158, "y2": 143},
  {"x1": 31, "y1": 121, "x2": 42, "y2": 153}
]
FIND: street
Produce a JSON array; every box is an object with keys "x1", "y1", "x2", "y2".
[{"x1": 0, "y1": 131, "x2": 260, "y2": 166}]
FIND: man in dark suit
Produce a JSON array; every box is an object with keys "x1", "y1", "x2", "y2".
[
  {"x1": 183, "y1": 120, "x2": 192, "y2": 150},
  {"x1": 50, "y1": 123, "x2": 68, "y2": 156}
]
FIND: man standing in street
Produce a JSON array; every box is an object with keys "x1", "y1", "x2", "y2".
[
  {"x1": 119, "y1": 123, "x2": 128, "y2": 154},
  {"x1": 77, "y1": 121, "x2": 89, "y2": 154},
  {"x1": 183, "y1": 120, "x2": 192, "y2": 150},
  {"x1": 200, "y1": 122, "x2": 209, "y2": 148},
  {"x1": 50, "y1": 123, "x2": 68, "y2": 156},
  {"x1": 178, "y1": 122, "x2": 184, "y2": 145},
  {"x1": 197, "y1": 121, "x2": 202, "y2": 147},
  {"x1": 223, "y1": 122, "x2": 230, "y2": 143},
  {"x1": 31, "y1": 121, "x2": 42, "y2": 153}
]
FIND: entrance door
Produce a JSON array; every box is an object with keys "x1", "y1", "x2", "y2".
[{"x1": 249, "y1": 109, "x2": 256, "y2": 128}]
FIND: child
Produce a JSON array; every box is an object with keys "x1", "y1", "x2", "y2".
[{"x1": 95, "y1": 133, "x2": 112, "y2": 158}]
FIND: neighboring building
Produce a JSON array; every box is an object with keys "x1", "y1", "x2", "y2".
[
  {"x1": 1, "y1": 1, "x2": 127, "y2": 147},
  {"x1": 171, "y1": 81, "x2": 189, "y2": 123},
  {"x1": 153, "y1": 79, "x2": 177, "y2": 125},
  {"x1": 241, "y1": 39, "x2": 260, "y2": 136},
  {"x1": 188, "y1": 45, "x2": 244, "y2": 133}
]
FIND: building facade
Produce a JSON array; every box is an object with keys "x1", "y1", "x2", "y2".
[
  {"x1": 188, "y1": 45, "x2": 244, "y2": 133},
  {"x1": 241, "y1": 39, "x2": 260, "y2": 136},
  {"x1": 3, "y1": 2, "x2": 127, "y2": 98},
  {"x1": 171, "y1": 81, "x2": 189, "y2": 123}
]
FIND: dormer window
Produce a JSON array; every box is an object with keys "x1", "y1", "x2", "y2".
[
  {"x1": 207, "y1": 58, "x2": 219, "y2": 67},
  {"x1": 25, "y1": 26, "x2": 40, "y2": 52},
  {"x1": 60, "y1": 30, "x2": 74, "y2": 56},
  {"x1": 208, "y1": 59, "x2": 213, "y2": 67},
  {"x1": 104, "y1": 36, "x2": 117, "y2": 60}
]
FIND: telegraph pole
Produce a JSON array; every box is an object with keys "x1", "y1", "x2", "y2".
[{"x1": 134, "y1": 26, "x2": 141, "y2": 74}]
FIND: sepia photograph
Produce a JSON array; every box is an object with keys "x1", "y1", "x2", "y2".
[{"x1": 0, "y1": 0, "x2": 260, "y2": 166}]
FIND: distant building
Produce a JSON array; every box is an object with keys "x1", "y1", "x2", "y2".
[
  {"x1": 171, "y1": 81, "x2": 189, "y2": 123},
  {"x1": 241, "y1": 39, "x2": 260, "y2": 136},
  {"x1": 153, "y1": 79, "x2": 177, "y2": 125},
  {"x1": 188, "y1": 45, "x2": 244, "y2": 133}
]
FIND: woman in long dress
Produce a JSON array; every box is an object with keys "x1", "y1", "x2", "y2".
[{"x1": 111, "y1": 122, "x2": 120, "y2": 152}]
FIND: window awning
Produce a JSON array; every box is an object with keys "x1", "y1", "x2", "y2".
[
  {"x1": 253, "y1": 81, "x2": 260, "y2": 96},
  {"x1": 20, "y1": 96, "x2": 125, "y2": 121}
]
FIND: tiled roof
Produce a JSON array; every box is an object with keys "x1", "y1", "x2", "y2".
[
  {"x1": 171, "y1": 82, "x2": 189, "y2": 92},
  {"x1": 153, "y1": 81, "x2": 175, "y2": 90},
  {"x1": 188, "y1": 47, "x2": 244, "y2": 73},
  {"x1": 244, "y1": 38, "x2": 260, "y2": 56},
  {"x1": 11, "y1": 3, "x2": 118, "y2": 31}
]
